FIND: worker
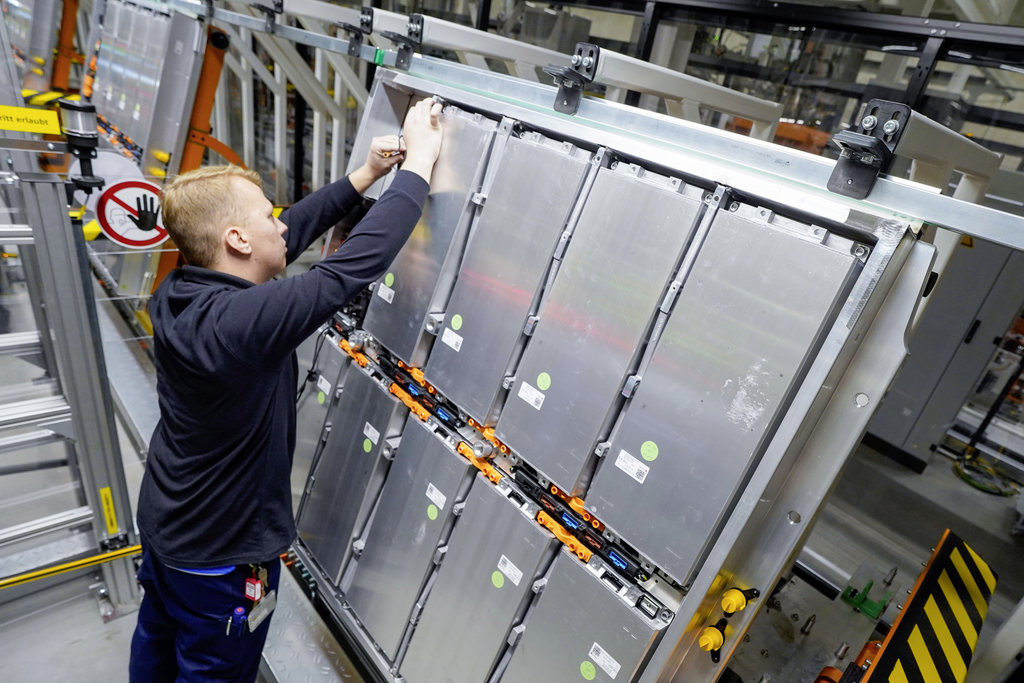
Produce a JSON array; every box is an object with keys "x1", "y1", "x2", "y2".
[{"x1": 128, "y1": 97, "x2": 443, "y2": 682}]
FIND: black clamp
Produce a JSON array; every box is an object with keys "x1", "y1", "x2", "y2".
[
  {"x1": 336, "y1": 6, "x2": 373, "y2": 58},
  {"x1": 543, "y1": 42, "x2": 600, "y2": 115},
  {"x1": 100, "y1": 533, "x2": 130, "y2": 551},
  {"x1": 827, "y1": 99, "x2": 911, "y2": 200},
  {"x1": 251, "y1": 0, "x2": 283, "y2": 34}
]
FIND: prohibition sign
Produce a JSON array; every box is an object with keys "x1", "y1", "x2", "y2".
[{"x1": 96, "y1": 180, "x2": 168, "y2": 249}]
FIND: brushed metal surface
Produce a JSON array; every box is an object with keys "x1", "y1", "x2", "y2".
[
  {"x1": 345, "y1": 416, "x2": 475, "y2": 662},
  {"x1": 297, "y1": 365, "x2": 407, "y2": 585},
  {"x1": 501, "y1": 550, "x2": 666, "y2": 683},
  {"x1": 361, "y1": 106, "x2": 497, "y2": 366},
  {"x1": 423, "y1": 134, "x2": 592, "y2": 425},
  {"x1": 294, "y1": 337, "x2": 349, "y2": 516},
  {"x1": 399, "y1": 478, "x2": 556, "y2": 683},
  {"x1": 494, "y1": 165, "x2": 702, "y2": 493},
  {"x1": 586, "y1": 209, "x2": 859, "y2": 584}
]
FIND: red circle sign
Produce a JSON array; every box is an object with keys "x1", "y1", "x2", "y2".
[{"x1": 96, "y1": 180, "x2": 169, "y2": 249}]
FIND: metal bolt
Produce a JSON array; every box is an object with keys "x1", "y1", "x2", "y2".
[
  {"x1": 790, "y1": 613, "x2": 799, "y2": 622},
  {"x1": 854, "y1": 245, "x2": 867, "y2": 257},
  {"x1": 582, "y1": 56, "x2": 594, "y2": 69},
  {"x1": 861, "y1": 114, "x2": 878, "y2": 131},
  {"x1": 835, "y1": 642, "x2": 850, "y2": 659},
  {"x1": 883, "y1": 119, "x2": 901, "y2": 135},
  {"x1": 570, "y1": 54, "x2": 582, "y2": 67},
  {"x1": 760, "y1": 649, "x2": 770, "y2": 658}
]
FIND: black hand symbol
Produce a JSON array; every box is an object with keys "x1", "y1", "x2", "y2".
[{"x1": 128, "y1": 195, "x2": 160, "y2": 232}]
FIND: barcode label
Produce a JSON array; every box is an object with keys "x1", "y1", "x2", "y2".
[
  {"x1": 517, "y1": 381, "x2": 545, "y2": 410},
  {"x1": 316, "y1": 374, "x2": 331, "y2": 395},
  {"x1": 441, "y1": 327, "x2": 463, "y2": 352},
  {"x1": 363, "y1": 422, "x2": 380, "y2": 445},
  {"x1": 497, "y1": 554, "x2": 523, "y2": 586},
  {"x1": 425, "y1": 482, "x2": 447, "y2": 510},
  {"x1": 377, "y1": 283, "x2": 395, "y2": 303},
  {"x1": 589, "y1": 642, "x2": 621, "y2": 679},
  {"x1": 614, "y1": 449, "x2": 649, "y2": 484}
]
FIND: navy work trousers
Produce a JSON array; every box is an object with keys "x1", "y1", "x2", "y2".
[{"x1": 129, "y1": 547, "x2": 281, "y2": 683}]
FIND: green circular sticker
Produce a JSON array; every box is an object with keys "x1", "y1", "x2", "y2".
[
  {"x1": 640, "y1": 440, "x2": 659, "y2": 462},
  {"x1": 536, "y1": 372, "x2": 552, "y2": 391},
  {"x1": 384, "y1": 272, "x2": 395, "y2": 287},
  {"x1": 317, "y1": 390, "x2": 326, "y2": 405},
  {"x1": 491, "y1": 570, "x2": 505, "y2": 589},
  {"x1": 580, "y1": 661, "x2": 596, "y2": 680},
  {"x1": 427, "y1": 504, "x2": 439, "y2": 520},
  {"x1": 362, "y1": 438, "x2": 373, "y2": 453},
  {"x1": 450, "y1": 313, "x2": 463, "y2": 331}
]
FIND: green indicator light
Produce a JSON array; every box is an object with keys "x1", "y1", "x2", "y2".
[{"x1": 362, "y1": 438, "x2": 373, "y2": 453}]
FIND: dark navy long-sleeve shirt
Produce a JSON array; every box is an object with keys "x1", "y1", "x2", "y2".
[{"x1": 137, "y1": 170, "x2": 429, "y2": 567}]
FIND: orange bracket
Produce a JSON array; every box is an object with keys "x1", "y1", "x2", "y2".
[
  {"x1": 569, "y1": 496, "x2": 604, "y2": 531},
  {"x1": 536, "y1": 510, "x2": 592, "y2": 562},
  {"x1": 338, "y1": 339, "x2": 368, "y2": 367},
  {"x1": 456, "y1": 442, "x2": 503, "y2": 484},
  {"x1": 187, "y1": 130, "x2": 244, "y2": 167},
  {"x1": 389, "y1": 383, "x2": 431, "y2": 421},
  {"x1": 51, "y1": 0, "x2": 79, "y2": 91}
]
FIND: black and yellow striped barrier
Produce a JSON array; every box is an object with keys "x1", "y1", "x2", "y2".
[
  {"x1": 864, "y1": 529, "x2": 996, "y2": 683},
  {"x1": 0, "y1": 544, "x2": 141, "y2": 591}
]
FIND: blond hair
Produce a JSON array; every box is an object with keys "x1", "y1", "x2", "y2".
[{"x1": 161, "y1": 165, "x2": 263, "y2": 267}]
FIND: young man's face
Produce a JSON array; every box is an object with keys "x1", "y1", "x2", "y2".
[{"x1": 234, "y1": 177, "x2": 288, "y2": 283}]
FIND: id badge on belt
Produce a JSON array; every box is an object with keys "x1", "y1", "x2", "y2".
[{"x1": 245, "y1": 564, "x2": 276, "y2": 632}]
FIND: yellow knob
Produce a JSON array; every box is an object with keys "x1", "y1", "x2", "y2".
[
  {"x1": 721, "y1": 588, "x2": 748, "y2": 614},
  {"x1": 152, "y1": 149, "x2": 171, "y2": 163},
  {"x1": 698, "y1": 626, "x2": 725, "y2": 652}
]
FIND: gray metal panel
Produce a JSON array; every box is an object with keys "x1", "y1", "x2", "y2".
[
  {"x1": 344, "y1": 82, "x2": 412, "y2": 200},
  {"x1": 297, "y1": 365, "x2": 407, "y2": 585},
  {"x1": 400, "y1": 479, "x2": 556, "y2": 683},
  {"x1": 424, "y1": 134, "x2": 592, "y2": 425},
  {"x1": 345, "y1": 416, "x2": 475, "y2": 661},
  {"x1": 868, "y1": 238, "x2": 1009, "y2": 448},
  {"x1": 494, "y1": 166, "x2": 702, "y2": 493},
  {"x1": 586, "y1": 210, "x2": 859, "y2": 584},
  {"x1": 293, "y1": 336, "x2": 349, "y2": 515},
  {"x1": 501, "y1": 550, "x2": 664, "y2": 683},
  {"x1": 361, "y1": 107, "x2": 497, "y2": 366}
]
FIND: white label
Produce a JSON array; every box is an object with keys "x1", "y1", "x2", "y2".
[
  {"x1": 316, "y1": 374, "x2": 331, "y2": 395},
  {"x1": 589, "y1": 642, "x2": 621, "y2": 679},
  {"x1": 517, "y1": 381, "x2": 545, "y2": 411},
  {"x1": 497, "y1": 554, "x2": 523, "y2": 587},
  {"x1": 377, "y1": 283, "x2": 395, "y2": 303},
  {"x1": 614, "y1": 449, "x2": 649, "y2": 485},
  {"x1": 363, "y1": 421, "x2": 380, "y2": 445},
  {"x1": 425, "y1": 482, "x2": 447, "y2": 511},
  {"x1": 441, "y1": 327, "x2": 463, "y2": 352}
]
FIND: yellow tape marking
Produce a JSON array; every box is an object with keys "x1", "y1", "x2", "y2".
[
  {"x1": 99, "y1": 486, "x2": 118, "y2": 535},
  {"x1": 925, "y1": 595, "x2": 967, "y2": 681},
  {"x1": 951, "y1": 548, "x2": 988, "y2": 621},
  {"x1": 0, "y1": 104, "x2": 60, "y2": 134},
  {"x1": 889, "y1": 659, "x2": 910, "y2": 683},
  {"x1": 908, "y1": 625, "x2": 944, "y2": 683},
  {"x1": 963, "y1": 543, "x2": 996, "y2": 594},
  {"x1": 939, "y1": 570, "x2": 978, "y2": 649}
]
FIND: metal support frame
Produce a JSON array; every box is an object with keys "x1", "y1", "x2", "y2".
[{"x1": 14, "y1": 173, "x2": 139, "y2": 611}]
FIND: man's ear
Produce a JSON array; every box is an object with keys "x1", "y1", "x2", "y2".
[{"x1": 224, "y1": 225, "x2": 251, "y2": 256}]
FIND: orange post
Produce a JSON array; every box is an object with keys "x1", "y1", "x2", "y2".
[{"x1": 52, "y1": 0, "x2": 79, "y2": 91}]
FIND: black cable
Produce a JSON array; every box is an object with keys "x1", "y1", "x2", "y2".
[{"x1": 295, "y1": 329, "x2": 328, "y2": 404}]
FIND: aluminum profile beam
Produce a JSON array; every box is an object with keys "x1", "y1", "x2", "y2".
[
  {"x1": 0, "y1": 507, "x2": 92, "y2": 547},
  {"x1": 0, "y1": 331, "x2": 42, "y2": 357},
  {"x1": 0, "y1": 396, "x2": 72, "y2": 431}
]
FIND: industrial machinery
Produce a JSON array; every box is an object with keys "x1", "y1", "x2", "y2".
[{"x1": 280, "y1": 39, "x2": 1022, "y2": 679}]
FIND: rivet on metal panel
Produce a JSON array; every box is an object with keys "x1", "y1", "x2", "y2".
[
  {"x1": 787, "y1": 510, "x2": 802, "y2": 524},
  {"x1": 729, "y1": 202, "x2": 740, "y2": 212},
  {"x1": 854, "y1": 392, "x2": 870, "y2": 407}
]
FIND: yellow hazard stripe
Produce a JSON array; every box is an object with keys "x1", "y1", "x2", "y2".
[
  {"x1": 924, "y1": 595, "x2": 967, "y2": 680},
  {"x1": 938, "y1": 569, "x2": 978, "y2": 649},
  {"x1": 963, "y1": 543, "x2": 996, "y2": 594},
  {"x1": 951, "y1": 548, "x2": 988, "y2": 621},
  {"x1": 890, "y1": 659, "x2": 910, "y2": 683},
  {"x1": 908, "y1": 625, "x2": 944, "y2": 682}
]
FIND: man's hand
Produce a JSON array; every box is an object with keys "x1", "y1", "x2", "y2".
[
  {"x1": 128, "y1": 195, "x2": 160, "y2": 232},
  {"x1": 400, "y1": 98, "x2": 443, "y2": 184},
  {"x1": 349, "y1": 135, "x2": 405, "y2": 194}
]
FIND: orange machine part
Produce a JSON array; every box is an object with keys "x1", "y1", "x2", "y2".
[
  {"x1": 338, "y1": 339, "x2": 368, "y2": 367},
  {"x1": 814, "y1": 666, "x2": 844, "y2": 683},
  {"x1": 388, "y1": 383, "x2": 430, "y2": 421},
  {"x1": 455, "y1": 442, "x2": 503, "y2": 484},
  {"x1": 536, "y1": 510, "x2": 592, "y2": 562},
  {"x1": 51, "y1": 0, "x2": 79, "y2": 91}
]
